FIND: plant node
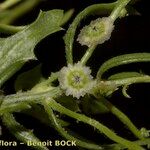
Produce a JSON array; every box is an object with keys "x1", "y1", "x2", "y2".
[{"x1": 58, "y1": 63, "x2": 96, "y2": 99}]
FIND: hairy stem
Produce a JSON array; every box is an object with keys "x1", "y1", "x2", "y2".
[
  {"x1": 48, "y1": 99, "x2": 144, "y2": 150},
  {"x1": 97, "y1": 53, "x2": 150, "y2": 79},
  {"x1": 80, "y1": 45, "x2": 97, "y2": 65},
  {"x1": 2, "y1": 113, "x2": 48, "y2": 150},
  {"x1": 97, "y1": 98, "x2": 143, "y2": 139},
  {"x1": 0, "y1": 87, "x2": 62, "y2": 115},
  {"x1": 111, "y1": 76, "x2": 150, "y2": 86},
  {"x1": 43, "y1": 99, "x2": 102, "y2": 150}
]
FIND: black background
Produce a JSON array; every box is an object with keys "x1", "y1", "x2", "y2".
[{"x1": 0, "y1": 0, "x2": 150, "y2": 150}]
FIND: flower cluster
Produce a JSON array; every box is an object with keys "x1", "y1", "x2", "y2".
[
  {"x1": 58, "y1": 63, "x2": 96, "y2": 99},
  {"x1": 77, "y1": 17, "x2": 114, "y2": 47}
]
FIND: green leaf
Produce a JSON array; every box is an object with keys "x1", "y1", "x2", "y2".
[
  {"x1": 15, "y1": 64, "x2": 44, "y2": 91},
  {"x1": 0, "y1": 9, "x2": 64, "y2": 87},
  {"x1": 97, "y1": 53, "x2": 150, "y2": 79},
  {"x1": 108, "y1": 72, "x2": 143, "y2": 80}
]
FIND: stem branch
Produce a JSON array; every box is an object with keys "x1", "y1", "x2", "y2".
[
  {"x1": 43, "y1": 99, "x2": 102, "y2": 150},
  {"x1": 48, "y1": 99, "x2": 144, "y2": 150}
]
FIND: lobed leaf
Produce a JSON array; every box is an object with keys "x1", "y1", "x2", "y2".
[{"x1": 0, "y1": 9, "x2": 64, "y2": 87}]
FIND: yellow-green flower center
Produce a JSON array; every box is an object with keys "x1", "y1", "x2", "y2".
[
  {"x1": 58, "y1": 63, "x2": 96, "y2": 99},
  {"x1": 67, "y1": 70, "x2": 88, "y2": 89}
]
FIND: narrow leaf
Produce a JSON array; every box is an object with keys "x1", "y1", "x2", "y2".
[
  {"x1": 97, "y1": 53, "x2": 150, "y2": 79},
  {"x1": 108, "y1": 72, "x2": 143, "y2": 80}
]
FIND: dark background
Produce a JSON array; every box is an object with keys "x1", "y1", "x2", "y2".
[{"x1": 0, "y1": 0, "x2": 150, "y2": 149}]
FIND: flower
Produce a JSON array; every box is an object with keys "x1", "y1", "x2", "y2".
[
  {"x1": 58, "y1": 63, "x2": 96, "y2": 99},
  {"x1": 77, "y1": 17, "x2": 114, "y2": 47}
]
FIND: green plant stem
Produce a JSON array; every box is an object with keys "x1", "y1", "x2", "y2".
[
  {"x1": 0, "y1": 24, "x2": 25, "y2": 34},
  {"x1": 97, "y1": 53, "x2": 150, "y2": 80},
  {"x1": 0, "y1": 87, "x2": 62, "y2": 115},
  {"x1": 108, "y1": 72, "x2": 143, "y2": 80},
  {"x1": 0, "y1": 0, "x2": 41, "y2": 24},
  {"x1": 0, "y1": 102, "x2": 31, "y2": 114},
  {"x1": 2, "y1": 113, "x2": 48, "y2": 150},
  {"x1": 48, "y1": 99, "x2": 144, "y2": 150},
  {"x1": 43, "y1": 99, "x2": 102, "y2": 150},
  {"x1": 80, "y1": 45, "x2": 97, "y2": 65},
  {"x1": 0, "y1": 72, "x2": 61, "y2": 115},
  {"x1": 111, "y1": 76, "x2": 150, "y2": 86},
  {"x1": 110, "y1": 0, "x2": 131, "y2": 21},
  {"x1": 0, "y1": 0, "x2": 22, "y2": 11},
  {"x1": 97, "y1": 98, "x2": 143, "y2": 139},
  {"x1": 61, "y1": 9, "x2": 74, "y2": 25}
]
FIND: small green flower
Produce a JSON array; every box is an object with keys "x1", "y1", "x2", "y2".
[
  {"x1": 58, "y1": 63, "x2": 96, "y2": 99},
  {"x1": 77, "y1": 17, "x2": 114, "y2": 47}
]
